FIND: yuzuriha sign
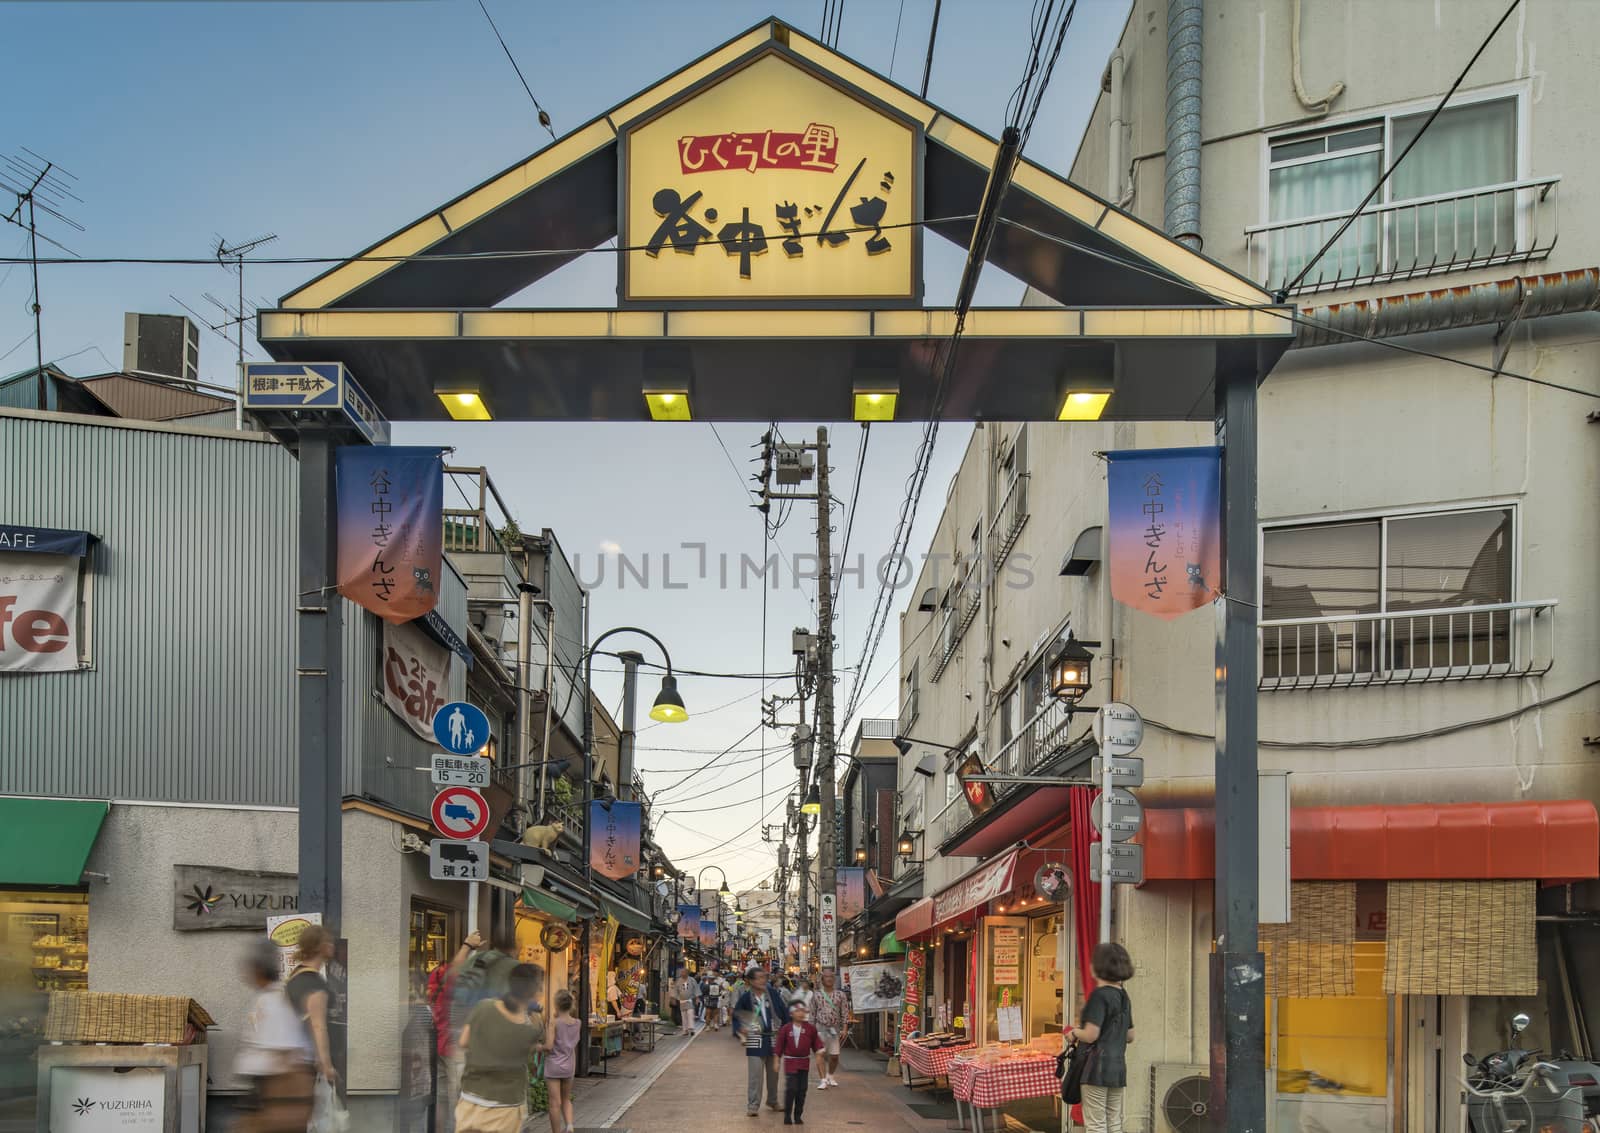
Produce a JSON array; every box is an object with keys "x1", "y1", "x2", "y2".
[
  {"x1": 334, "y1": 446, "x2": 444, "y2": 625},
  {"x1": 1104, "y1": 447, "x2": 1222, "y2": 620},
  {"x1": 620, "y1": 50, "x2": 919, "y2": 303}
]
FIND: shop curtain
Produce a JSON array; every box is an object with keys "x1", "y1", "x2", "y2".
[
  {"x1": 1069, "y1": 786, "x2": 1101, "y2": 996},
  {"x1": 1384, "y1": 880, "x2": 1536, "y2": 996},
  {"x1": 1259, "y1": 882, "x2": 1356, "y2": 998}
]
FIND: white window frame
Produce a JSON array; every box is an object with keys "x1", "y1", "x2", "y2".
[
  {"x1": 1259, "y1": 499, "x2": 1522, "y2": 672},
  {"x1": 1259, "y1": 80, "x2": 1533, "y2": 276}
]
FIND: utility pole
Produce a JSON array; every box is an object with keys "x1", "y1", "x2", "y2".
[
  {"x1": 1, "y1": 150, "x2": 83, "y2": 411},
  {"x1": 813, "y1": 426, "x2": 838, "y2": 927}
]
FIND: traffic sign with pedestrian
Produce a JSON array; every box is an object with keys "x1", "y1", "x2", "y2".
[
  {"x1": 431, "y1": 753, "x2": 491, "y2": 787},
  {"x1": 429, "y1": 839, "x2": 490, "y2": 881},
  {"x1": 432, "y1": 701, "x2": 490, "y2": 756},
  {"x1": 430, "y1": 786, "x2": 490, "y2": 840}
]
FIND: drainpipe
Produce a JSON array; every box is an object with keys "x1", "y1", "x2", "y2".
[
  {"x1": 1106, "y1": 52, "x2": 1125, "y2": 203},
  {"x1": 1164, "y1": 0, "x2": 1204, "y2": 249},
  {"x1": 1291, "y1": 268, "x2": 1600, "y2": 349}
]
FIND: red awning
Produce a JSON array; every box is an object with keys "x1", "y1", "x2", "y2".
[
  {"x1": 1143, "y1": 800, "x2": 1599, "y2": 881},
  {"x1": 942, "y1": 785, "x2": 1075, "y2": 859},
  {"x1": 895, "y1": 897, "x2": 935, "y2": 941}
]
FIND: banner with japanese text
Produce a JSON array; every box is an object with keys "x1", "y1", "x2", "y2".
[
  {"x1": 899, "y1": 946, "x2": 925, "y2": 1047},
  {"x1": 677, "y1": 904, "x2": 699, "y2": 940},
  {"x1": 837, "y1": 867, "x2": 867, "y2": 921},
  {"x1": 588, "y1": 800, "x2": 642, "y2": 882},
  {"x1": 381, "y1": 620, "x2": 451, "y2": 740},
  {"x1": 1105, "y1": 447, "x2": 1222, "y2": 620},
  {"x1": 699, "y1": 918, "x2": 717, "y2": 949},
  {"x1": 335, "y1": 446, "x2": 444, "y2": 625},
  {"x1": 0, "y1": 552, "x2": 79, "y2": 673}
]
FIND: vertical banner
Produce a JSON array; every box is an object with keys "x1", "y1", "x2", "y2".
[
  {"x1": 381, "y1": 620, "x2": 452, "y2": 740},
  {"x1": 699, "y1": 918, "x2": 717, "y2": 949},
  {"x1": 819, "y1": 892, "x2": 838, "y2": 969},
  {"x1": 0, "y1": 552, "x2": 80, "y2": 672},
  {"x1": 837, "y1": 867, "x2": 867, "y2": 921},
  {"x1": 1105, "y1": 446, "x2": 1222, "y2": 620},
  {"x1": 335, "y1": 446, "x2": 444, "y2": 625},
  {"x1": 589, "y1": 800, "x2": 642, "y2": 881},
  {"x1": 677, "y1": 904, "x2": 699, "y2": 940},
  {"x1": 900, "y1": 946, "x2": 926, "y2": 1046}
]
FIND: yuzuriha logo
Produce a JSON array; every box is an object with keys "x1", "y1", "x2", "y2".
[
  {"x1": 185, "y1": 884, "x2": 223, "y2": 917},
  {"x1": 71, "y1": 1098, "x2": 95, "y2": 1116}
]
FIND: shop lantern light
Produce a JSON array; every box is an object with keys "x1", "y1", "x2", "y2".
[
  {"x1": 1048, "y1": 636, "x2": 1095, "y2": 705},
  {"x1": 1055, "y1": 377, "x2": 1112, "y2": 422},
  {"x1": 854, "y1": 847, "x2": 867, "y2": 864},
  {"x1": 435, "y1": 382, "x2": 493, "y2": 421},
  {"x1": 801, "y1": 782, "x2": 821, "y2": 815},
  {"x1": 852, "y1": 376, "x2": 899, "y2": 422},
  {"x1": 649, "y1": 673, "x2": 688, "y2": 723},
  {"x1": 896, "y1": 826, "x2": 920, "y2": 860}
]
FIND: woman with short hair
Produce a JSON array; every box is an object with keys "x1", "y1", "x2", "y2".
[{"x1": 1065, "y1": 942, "x2": 1136, "y2": 1133}]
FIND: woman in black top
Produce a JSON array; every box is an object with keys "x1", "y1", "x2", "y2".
[
  {"x1": 1065, "y1": 942, "x2": 1135, "y2": 1133},
  {"x1": 285, "y1": 925, "x2": 339, "y2": 1089}
]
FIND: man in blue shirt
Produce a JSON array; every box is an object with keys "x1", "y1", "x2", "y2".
[{"x1": 732, "y1": 967, "x2": 791, "y2": 1115}]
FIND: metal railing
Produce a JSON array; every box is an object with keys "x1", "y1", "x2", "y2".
[
  {"x1": 861, "y1": 718, "x2": 897, "y2": 740},
  {"x1": 1245, "y1": 176, "x2": 1560, "y2": 295},
  {"x1": 989, "y1": 472, "x2": 1030, "y2": 571},
  {"x1": 932, "y1": 698, "x2": 1085, "y2": 846},
  {"x1": 1259, "y1": 599, "x2": 1556, "y2": 690},
  {"x1": 929, "y1": 558, "x2": 983, "y2": 681}
]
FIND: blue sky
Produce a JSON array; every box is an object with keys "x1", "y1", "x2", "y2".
[{"x1": 1, "y1": 0, "x2": 1130, "y2": 886}]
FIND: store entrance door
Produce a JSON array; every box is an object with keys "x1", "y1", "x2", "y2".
[
  {"x1": 945, "y1": 937, "x2": 970, "y2": 1033},
  {"x1": 1404, "y1": 996, "x2": 1468, "y2": 1133}
]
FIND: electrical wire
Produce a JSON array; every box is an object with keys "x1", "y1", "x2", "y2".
[
  {"x1": 887, "y1": 0, "x2": 907, "y2": 79},
  {"x1": 1283, "y1": 0, "x2": 1523, "y2": 293},
  {"x1": 1146, "y1": 678, "x2": 1600, "y2": 750},
  {"x1": 830, "y1": 424, "x2": 870, "y2": 612},
  {"x1": 473, "y1": 0, "x2": 558, "y2": 143}
]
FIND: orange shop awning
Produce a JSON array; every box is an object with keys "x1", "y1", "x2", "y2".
[
  {"x1": 896, "y1": 897, "x2": 935, "y2": 942},
  {"x1": 1143, "y1": 800, "x2": 1599, "y2": 882}
]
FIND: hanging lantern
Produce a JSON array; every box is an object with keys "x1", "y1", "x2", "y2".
[{"x1": 1048, "y1": 637, "x2": 1094, "y2": 704}]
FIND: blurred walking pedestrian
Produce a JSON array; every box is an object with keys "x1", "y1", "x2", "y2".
[
  {"x1": 285, "y1": 926, "x2": 339, "y2": 1089},
  {"x1": 235, "y1": 939, "x2": 314, "y2": 1132},
  {"x1": 704, "y1": 970, "x2": 727, "y2": 1031},
  {"x1": 541, "y1": 990, "x2": 580, "y2": 1133},
  {"x1": 446, "y1": 929, "x2": 519, "y2": 1115},
  {"x1": 455, "y1": 963, "x2": 545, "y2": 1133},
  {"x1": 810, "y1": 970, "x2": 852, "y2": 1090},
  {"x1": 733, "y1": 967, "x2": 789, "y2": 1115},
  {"x1": 670, "y1": 968, "x2": 700, "y2": 1034}
]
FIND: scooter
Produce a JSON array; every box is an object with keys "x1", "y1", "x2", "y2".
[{"x1": 1464, "y1": 1014, "x2": 1600, "y2": 1132}]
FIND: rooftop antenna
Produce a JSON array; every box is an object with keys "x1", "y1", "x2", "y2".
[
  {"x1": 0, "y1": 149, "x2": 83, "y2": 410},
  {"x1": 215, "y1": 233, "x2": 277, "y2": 429}
]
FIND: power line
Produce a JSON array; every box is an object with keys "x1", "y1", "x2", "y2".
[
  {"x1": 1283, "y1": 0, "x2": 1523, "y2": 293},
  {"x1": 473, "y1": 0, "x2": 557, "y2": 143},
  {"x1": 887, "y1": 0, "x2": 907, "y2": 79},
  {"x1": 920, "y1": 0, "x2": 943, "y2": 98}
]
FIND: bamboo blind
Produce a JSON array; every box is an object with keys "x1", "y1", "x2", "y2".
[
  {"x1": 1383, "y1": 880, "x2": 1537, "y2": 996},
  {"x1": 1260, "y1": 882, "x2": 1356, "y2": 997},
  {"x1": 44, "y1": 992, "x2": 215, "y2": 1044}
]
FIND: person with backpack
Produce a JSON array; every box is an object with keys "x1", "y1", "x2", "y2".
[
  {"x1": 1063, "y1": 942, "x2": 1136, "y2": 1133},
  {"x1": 704, "y1": 970, "x2": 727, "y2": 1031},
  {"x1": 447, "y1": 929, "x2": 520, "y2": 1123},
  {"x1": 455, "y1": 963, "x2": 545, "y2": 1133}
]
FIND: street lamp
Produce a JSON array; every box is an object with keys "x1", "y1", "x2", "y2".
[
  {"x1": 650, "y1": 674, "x2": 687, "y2": 723},
  {"x1": 801, "y1": 782, "x2": 821, "y2": 816},
  {"x1": 854, "y1": 847, "x2": 867, "y2": 864},
  {"x1": 1048, "y1": 636, "x2": 1095, "y2": 705},
  {"x1": 697, "y1": 864, "x2": 731, "y2": 898},
  {"x1": 896, "y1": 826, "x2": 921, "y2": 861}
]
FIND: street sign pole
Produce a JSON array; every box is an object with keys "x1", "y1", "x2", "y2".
[{"x1": 1100, "y1": 729, "x2": 1114, "y2": 942}]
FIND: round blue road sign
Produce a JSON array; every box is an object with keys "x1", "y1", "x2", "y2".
[{"x1": 433, "y1": 701, "x2": 491, "y2": 755}]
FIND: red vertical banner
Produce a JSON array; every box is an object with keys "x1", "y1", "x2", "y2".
[{"x1": 899, "y1": 946, "x2": 925, "y2": 1046}]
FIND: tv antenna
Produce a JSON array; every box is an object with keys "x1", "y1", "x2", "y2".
[
  {"x1": 214, "y1": 233, "x2": 277, "y2": 428},
  {"x1": 0, "y1": 149, "x2": 83, "y2": 410}
]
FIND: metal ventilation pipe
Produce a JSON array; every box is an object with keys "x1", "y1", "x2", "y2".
[
  {"x1": 1164, "y1": 0, "x2": 1204, "y2": 249},
  {"x1": 1292, "y1": 268, "x2": 1600, "y2": 349}
]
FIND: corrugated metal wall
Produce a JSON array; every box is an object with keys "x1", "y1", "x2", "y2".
[
  {"x1": 1, "y1": 412, "x2": 470, "y2": 812},
  {"x1": 0, "y1": 413, "x2": 298, "y2": 803}
]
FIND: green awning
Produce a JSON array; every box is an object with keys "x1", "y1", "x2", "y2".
[
  {"x1": 521, "y1": 888, "x2": 579, "y2": 922},
  {"x1": 879, "y1": 931, "x2": 907, "y2": 956},
  {"x1": 598, "y1": 893, "x2": 652, "y2": 933},
  {"x1": 0, "y1": 798, "x2": 108, "y2": 885}
]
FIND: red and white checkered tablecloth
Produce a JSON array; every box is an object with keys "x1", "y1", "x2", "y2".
[
  {"x1": 950, "y1": 1055, "x2": 1061, "y2": 1109},
  {"x1": 900, "y1": 1040, "x2": 974, "y2": 1079}
]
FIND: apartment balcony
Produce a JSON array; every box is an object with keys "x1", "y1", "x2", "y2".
[
  {"x1": 928, "y1": 560, "x2": 982, "y2": 681},
  {"x1": 1245, "y1": 176, "x2": 1560, "y2": 296},
  {"x1": 933, "y1": 697, "x2": 1082, "y2": 846},
  {"x1": 1259, "y1": 599, "x2": 1557, "y2": 691},
  {"x1": 989, "y1": 473, "x2": 1030, "y2": 571}
]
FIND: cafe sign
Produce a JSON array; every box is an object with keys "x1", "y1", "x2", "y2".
[
  {"x1": 620, "y1": 48, "x2": 921, "y2": 304},
  {"x1": 931, "y1": 848, "x2": 1020, "y2": 925},
  {"x1": 173, "y1": 864, "x2": 298, "y2": 932}
]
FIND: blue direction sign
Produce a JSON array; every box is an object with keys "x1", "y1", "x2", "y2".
[
  {"x1": 244, "y1": 362, "x2": 342, "y2": 409},
  {"x1": 243, "y1": 361, "x2": 392, "y2": 445},
  {"x1": 432, "y1": 701, "x2": 491, "y2": 756}
]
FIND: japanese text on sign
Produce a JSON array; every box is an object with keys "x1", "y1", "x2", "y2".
[{"x1": 678, "y1": 123, "x2": 839, "y2": 174}]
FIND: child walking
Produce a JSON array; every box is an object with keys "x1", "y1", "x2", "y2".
[
  {"x1": 776, "y1": 999, "x2": 824, "y2": 1125},
  {"x1": 542, "y1": 990, "x2": 581, "y2": 1133}
]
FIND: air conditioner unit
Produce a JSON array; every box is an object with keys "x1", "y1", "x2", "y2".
[{"x1": 1149, "y1": 1063, "x2": 1210, "y2": 1133}]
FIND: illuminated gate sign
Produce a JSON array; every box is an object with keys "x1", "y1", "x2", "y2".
[{"x1": 620, "y1": 50, "x2": 921, "y2": 304}]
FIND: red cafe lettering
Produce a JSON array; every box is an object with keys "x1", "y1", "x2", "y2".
[{"x1": 0, "y1": 595, "x2": 71, "y2": 656}]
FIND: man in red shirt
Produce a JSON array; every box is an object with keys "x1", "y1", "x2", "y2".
[{"x1": 775, "y1": 999, "x2": 825, "y2": 1125}]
